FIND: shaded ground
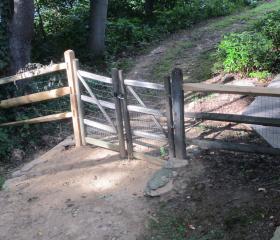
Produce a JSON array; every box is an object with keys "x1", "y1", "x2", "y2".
[{"x1": 144, "y1": 149, "x2": 280, "y2": 240}]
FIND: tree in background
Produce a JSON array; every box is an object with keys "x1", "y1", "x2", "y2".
[
  {"x1": 145, "y1": 0, "x2": 156, "y2": 16},
  {"x1": 8, "y1": 0, "x2": 34, "y2": 75},
  {"x1": 89, "y1": 0, "x2": 108, "y2": 57}
]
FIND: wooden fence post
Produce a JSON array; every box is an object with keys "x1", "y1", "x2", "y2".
[
  {"x1": 119, "y1": 70, "x2": 134, "y2": 160},
  {"x1": 64, "y1": 50, "x2": 83, "y2": 147},
  {"x1": 171, "y1": 68, "x2": 186, "y2": 159},
  {"x1": 112, "y1": 68, "x2": 127, "y2": 159},
  {"x1": 164, "y1": 76, "x2": 176, "y2": 159},
  {"x1": 73, "y1": 59, "x2": 86, "y2": 146}
]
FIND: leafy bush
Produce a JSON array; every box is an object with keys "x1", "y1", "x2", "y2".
[
  {"x1": 155, "y1": 0, "x2": 248, "y2": 34},
  {"x1": 249, "y1": 71, "x2": 271, "y2": 79},
  {"x1": 217, "y1": 9, "x2": 280, "y2": 75},
  {"x1": 256, "y1": 10, "x2": 280, "y2": 49},
  {"x1": 106, "y1": 18, "x2": 157, "y2": 56},
  {"x1": 217, "y1": 32, "x2": 274, "y2": 73}
]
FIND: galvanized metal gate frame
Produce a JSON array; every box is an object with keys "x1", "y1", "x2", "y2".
[{"x1": 76, "y1": 68, "x2": 171, "y2": 159}]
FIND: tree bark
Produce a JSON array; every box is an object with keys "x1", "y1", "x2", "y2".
[
  {"x1": 89, "y1": 0, "x2": 108, "y2": 57},
  {"x1": 8, "y1": 0, "x2": 34, "y2": 75},
  {"x1": 144, "y1": 0, "x2": 156, "y2": 16}
]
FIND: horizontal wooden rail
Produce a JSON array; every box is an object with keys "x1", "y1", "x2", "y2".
[
  {"x1": 184, "y1": 83, "x2": 280, "y2": 97},
  {"x1": 0, "y1": 63, "x2": 67, "y2": 86},
  {"x1": 128, "y1": 105, "x2": 164, "y2": 117},
  {"x1": 78, "y1": 70, "x2": 164, "y2": 90},
  {"x1": 85, "y1": 137, "x2": 119, "y2": 152},
  {"x1": 81, "y1": 95, "x2": 115, "y2": 109},
  {"x1": 187, "y1": 138, "x2": 280, "y2": 156},
  {"x1": 124, "y1": 79, "x2": 165, "y2": 90},
  {"x1": 185, "y1": 112, "x2": 280, "y2": 127},
  {"x1": 84, "y1": 119, "x2": 116, "y2": 133},
  {"x1": 0, "y1": 112, "x2": 72, "y2": 127},
  {"x1": 0, "y1": 87, "x2": 70, "y2": 109},
  {"x1": 81, "y1": 95, "x2": 163, "y2": 117},
  {"x1": 132, "y1": 130, "x2": 167, "y2": 142},
  {"x1": 78, "y1": 70, "x2": 112, "y2": 84}
]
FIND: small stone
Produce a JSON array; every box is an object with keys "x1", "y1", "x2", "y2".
[
  {"x1": 222, "y1": 74, "x2": 235, "y2": 83},
  {"x1": 11, "y1": 149, "x2": 25, "y2": 165},
  {"x1": 146, "y1": 181, "x2": 174, "y2": 197}
]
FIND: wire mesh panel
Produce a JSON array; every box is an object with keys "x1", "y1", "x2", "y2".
[
  {"x1": 0, "y1": 69, "x2": 73, "y2": 163},
  {"x1": 79, "y1": 75, "x2": 119, "y2": 145},
  {"x1": 184, "y1": 90, "x2": 280, "y2": 149},
  {"x1": 125, "y1": 84, "x2": 168, "y2": 157}
]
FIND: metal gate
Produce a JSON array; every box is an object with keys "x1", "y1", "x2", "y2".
[{"x1": 76, "y1": 68, "x2": 170, "y2": 159}]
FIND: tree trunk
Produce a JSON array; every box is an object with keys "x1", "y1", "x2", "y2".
[
  {"x1": 89, "y1": 0, "x2": 108, "y2": 57},
  {"x1": 144, "y1": 0, "x2": 156, "y2": 16},
  {"x1": 8, "y1": 0, "x2": 34, "y2": 75}
]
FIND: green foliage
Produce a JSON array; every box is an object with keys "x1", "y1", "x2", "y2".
[
  {"x1": 32, "y1": 0, "x2": 257, "y2": 68},
  {"x1": 217, "y1": 9, "x2": 280, "y2": 75},
  {"x1": 0, "y1": 74, "x2": 70, "y2": 163},
  {"x1": 217, "y1": 32, "x2": 273, "y2": 73},
  {"x1": 159, "y1": 147, "x2": 167, "y2": 158},
  {"x1": 256, "y1": 10, "x2": 280, "y2": 49},
  {"x1": 0, "y1": 0, "x2": 11, "y2": 73},
  {"x1": 155, "y1": 0, "x2": 248, "y2": 34},
  {"x1": 0, "y1": 176, "x2": 5, "y2": 190},
  {"x1": 249, "y1": 71, "x2": 271, "y2": 79},
  {"x1": 0, "y1": 127, "x2": 12, "y2": 160},
  {"x1": 106, "y1": 18, "x2": 157, "y2": 56}
]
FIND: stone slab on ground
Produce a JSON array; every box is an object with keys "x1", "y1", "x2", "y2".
[
  {"x1": 271, "y1": 227, "x2": 280, "y2": 240},
  {"x1": 243, "y1": 75, "x2": 280, "y2": 148}
]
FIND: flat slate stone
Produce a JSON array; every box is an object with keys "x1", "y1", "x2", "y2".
[
  {"x1": 271, "y1": 227, "x2": 280, "y2": 240},
  {"x1": 145, "y1": 168, "x2": 174, "y2": 196},
  {"x1": 243, "y1": 75, "x2": 280, "y2": 148}
]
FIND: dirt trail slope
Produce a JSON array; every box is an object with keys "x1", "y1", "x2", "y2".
[{"x1": 128, "y1": 1, "x2": 280, "y2": 83}]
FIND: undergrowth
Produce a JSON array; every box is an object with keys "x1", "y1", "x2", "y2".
[{"x1": 216, "y1": 9, "x2": 280, "y2": 77}]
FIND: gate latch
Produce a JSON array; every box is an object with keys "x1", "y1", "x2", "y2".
[{"x1": 114, "y1": 92, "x2": 124, "y2": 100}]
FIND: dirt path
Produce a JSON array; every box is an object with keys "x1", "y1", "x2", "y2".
[
  {"x1": 128, "y1": 1, "x2": 280, "y2": 83},
  {"x1": 0, "y1": 139, "x2": 163, "y2": 240}
]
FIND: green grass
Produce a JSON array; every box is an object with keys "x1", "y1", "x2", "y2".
[
  {"x1": 144, "y1": 209, "x2": 225, "y2": 240},
  {"x1": 187, "y1": 50, "x2": 218, "y2": 83},
  {"x1": 209, "y1": 0, "x2": 280, "y2": 31},
  {"x1": 151, "y1": 41, "x2": 194, "y2": 80}
]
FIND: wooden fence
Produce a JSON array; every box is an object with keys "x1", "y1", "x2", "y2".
[
  {"x1": 0, "y1": 50, "x2": 84, "y2": 147},
  {"x1": 181, "y1": 70, "x2": 280, "y2": 156},
  {"x1": 1, "y1": 53, "x2": 280, "y2": 159}
]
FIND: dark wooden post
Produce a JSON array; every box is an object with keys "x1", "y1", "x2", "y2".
[
  {"x1": 164, "y1": 76, "x2": 175, "y2": 159},
  {"x1": 119, "y1": 70, "x2": 134, "y2": 160},
  {"x1": 112, "y1": 68, "x2": 126, "y2": 159},
  {"x1": 171, "y1": 68, "x2": 186, "y2": 159}
]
